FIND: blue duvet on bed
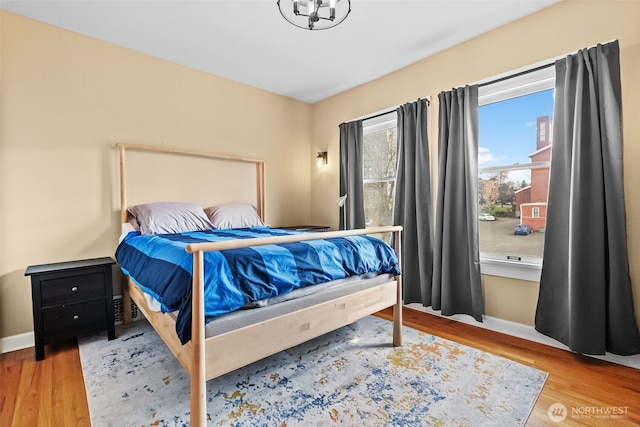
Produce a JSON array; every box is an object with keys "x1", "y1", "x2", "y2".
[{"x1": 115, "y1": 227, "x2": 400, "y2": 344}]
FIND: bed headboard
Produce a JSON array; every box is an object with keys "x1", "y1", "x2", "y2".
[{"x1": 116, "y1": 142, "x2": 265, "y2": 224}]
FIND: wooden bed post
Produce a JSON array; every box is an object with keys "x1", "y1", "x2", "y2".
[
  {"x1": 118, "y1": 144, "x2": 134, "y2": 325},
  {"x1": 190, "y1": 250, "x2": 207, "y2": 427},
  {"x1": 393, "y1": 229, "x2": 403, "y2": 347},
  {"x1": 118, "y1": 144, "x2": 128, "y2": 224},
  {"x1": 256, "y1": 161, "x2": 266, "y2": 223}
]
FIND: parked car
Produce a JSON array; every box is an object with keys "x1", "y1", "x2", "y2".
[
  {"x1": 479, "y1": 213, "x2": 496, "y2": 221},
  {"x1": 514, "y1": 224, "x2": 534, "y2": 235}
]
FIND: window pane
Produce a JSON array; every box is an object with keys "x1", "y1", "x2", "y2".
[
  {"x1": 363, "y1": 119, "x2": 397, "y2": 244},
  {"x1": 479, "y1": 90, "x2": 553, "y2": 168},
  {"x1": 478, "y1": 89, "x2": 553, "y2": 261},
  {"x1": 478, "y1": 169, "x2": 549, "y2": 258},
  {"x1": 364, "y1": 181, "x2": 395, "y2": 228},
  {"x1": 363, "y1": 127, "x2": 397, "y2": 180}
]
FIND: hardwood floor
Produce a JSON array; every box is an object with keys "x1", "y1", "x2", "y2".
[
  {"x1": 2, "y1": 307, "x2": 639, "y2": 426},
  {"x1": 1, "y1": 339, "x2": 90, "y2": 427}
]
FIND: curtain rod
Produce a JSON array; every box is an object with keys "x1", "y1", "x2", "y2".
[
  {"x1": 477, "y1": 61, "x2": 555, "y2": 88},
  {"x1": 477, "y1": 39, "x2": 617, "y2": 88},
  {"x1": 359, "y1": 108, "x2": 396, "y2": 123},
  {"x1": 341, "y1": 97, "x2": 430, "y2": 125}
]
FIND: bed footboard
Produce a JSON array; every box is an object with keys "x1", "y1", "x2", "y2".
[{"x1": 202, "y1": 279, "x2": 400, "y2": 380}]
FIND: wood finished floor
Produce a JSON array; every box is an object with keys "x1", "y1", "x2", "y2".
[{"x1": 2, "y1": 307, "x2": 639, "y2": 426}]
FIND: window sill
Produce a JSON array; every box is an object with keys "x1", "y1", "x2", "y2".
[{"x1": 480, "y1": 256, "x2": 542, "y2": 282}]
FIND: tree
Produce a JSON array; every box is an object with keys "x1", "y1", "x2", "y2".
[
  {"x1": 482, "y1": 176, "x2": 500, "y2": 205},
  {"x1": 363, "y1": 127, "x2": 397, "y2": 229},
  {"x1": 480, "y1": 171, "x2": 521, "y2": 211}
]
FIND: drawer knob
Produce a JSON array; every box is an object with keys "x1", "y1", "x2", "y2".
[
  {"x1": 73, "y1": 315, "x2": 80, "y2": 320},
  {"x1": 71, "y1": 286, "x2": 78, "y2": 292}
]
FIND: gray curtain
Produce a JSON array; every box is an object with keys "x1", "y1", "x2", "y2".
[
  {"x1": 433, "y1": 86, "x2": 483, "y2": 322},
  {"x1": 393, "y1": 99, "x2": 433, "y2": 304},
  {"x1": 339, "y1": 120, "x2": 366, "y2": 230},
  {"x1": 535, "y1": 41, "x2": 640, "y2": 355}
]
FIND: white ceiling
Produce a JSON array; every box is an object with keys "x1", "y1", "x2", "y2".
[{"x1": 1, "y1": 0, "x2": 560, "y2": 103}]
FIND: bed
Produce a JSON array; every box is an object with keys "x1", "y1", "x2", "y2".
[{"x1": 115, "y1": 142, "x2": 403, "y2": 427}]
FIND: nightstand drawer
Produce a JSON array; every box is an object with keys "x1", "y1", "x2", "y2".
[
  {"x1": 42, "y1": 299, "x2": 107, "y2": 336},
  {"x1": 40, "y1": 272, "x2": 105, "y2": 306}
]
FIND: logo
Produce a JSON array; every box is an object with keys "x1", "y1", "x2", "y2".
[{"x1": 548, "y1": 403, "x2": 568, "y2": 423}]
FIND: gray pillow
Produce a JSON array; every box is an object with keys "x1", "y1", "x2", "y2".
[
  {"x1": 128, "y1": 202, "x2": 214, "y2": 235},
  {"x1": 204, "y1": 203, "x2": 264, "y2": 229}
]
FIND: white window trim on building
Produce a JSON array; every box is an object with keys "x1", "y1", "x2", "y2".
[{"x1": 532, "y1": 206, "x2": 540, "y2": 218}]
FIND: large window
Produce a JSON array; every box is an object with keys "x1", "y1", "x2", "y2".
[
  {"x1": 478, "y1": 66, "x2": 555, "y2": 280},
  {"x1": 362, "y1": 113, "x2": 397, "y2": 242}
]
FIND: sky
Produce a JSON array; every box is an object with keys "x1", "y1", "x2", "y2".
[{"x1": 478, "y1": 89, "x2": 555, "y2": 169}]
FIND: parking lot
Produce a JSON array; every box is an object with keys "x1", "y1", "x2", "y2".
[{"x1": 479, "y1": 217, "x2": 545, "y2": 257}]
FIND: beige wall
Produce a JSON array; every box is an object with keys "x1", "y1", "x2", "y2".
[
  {"x1": 309, "y1": 0, "x2": 640, "y2": 328},
  {"x1": 0, "y1": 11, "x2": 312, "y2": 339}
]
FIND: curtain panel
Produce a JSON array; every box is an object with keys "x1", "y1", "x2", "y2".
[
  {"x1": 535, "y1": 41, "x2": 640, "y2": 355},
  {"x1": 393, "y1": 99, "x2": 434, "y2": 305},
  {"x1": 339, "y1": 120, "x2": 366, "y2": 230},
  {"x1": 433, "y1": 86, "x2": 483, "y2": 322}
]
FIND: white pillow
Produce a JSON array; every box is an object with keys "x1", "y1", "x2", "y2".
[
  {"x1": 128, "y1": 202, "x2": 214, "y2": 235},
  {"x1": 204, "y1": 203, "x2": 264, "y2": 229}
]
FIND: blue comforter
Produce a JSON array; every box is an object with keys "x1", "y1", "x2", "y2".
[{"x1": 115, "y1": 227, "x2": 400, "y2": 343}]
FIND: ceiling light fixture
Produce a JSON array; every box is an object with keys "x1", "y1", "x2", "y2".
[{"x1": 277, "y1": 0, "x2": 351, "y2": 30}]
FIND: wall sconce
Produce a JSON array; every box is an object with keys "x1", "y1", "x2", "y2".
[{"x1": 316, "y1": 151, "x2": 328, "y2": 167}]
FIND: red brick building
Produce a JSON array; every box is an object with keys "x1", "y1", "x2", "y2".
[{"x1": 514, "y1": 116, "x2": 551, "y2": 231}]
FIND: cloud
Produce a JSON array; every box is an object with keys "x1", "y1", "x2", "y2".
[
  {"x1": 478, "y1": 146, "x2": 508, "y2": 165},
  {"x1": 526, "y1": 121, "x2": 535, "y2": 128}
]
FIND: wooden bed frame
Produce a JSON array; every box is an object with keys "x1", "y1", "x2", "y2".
[{"x1": 116, "y1": 142, "x2": 403, "y2": 427}]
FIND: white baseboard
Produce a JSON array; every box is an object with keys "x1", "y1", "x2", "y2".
[
  {"x1": 1, "y1": 331, "x2": 35, "y2": 354},
  {"x1": 406, "y1": 303, "x2": 640, "y2": 370}
]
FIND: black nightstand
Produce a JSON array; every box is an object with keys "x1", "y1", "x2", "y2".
[
  {"x1": 282, "y1": 225, "x2": 330, "y2": 232},
  {"x1": 25, "y1": 257, "x2": 116, "y2": 361}
]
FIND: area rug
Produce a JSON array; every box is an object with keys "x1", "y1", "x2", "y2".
[{"x1": 78, "y1": 316, "x2": 547, "y2": 426}]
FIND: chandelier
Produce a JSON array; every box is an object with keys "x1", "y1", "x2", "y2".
[{"x1": 277, "y1": 0, "x2": 351, "y2": 30}]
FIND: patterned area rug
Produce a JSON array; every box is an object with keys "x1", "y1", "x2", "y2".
[{"x1": 79, "y1": 316, "x2": 547, "y2": 426}]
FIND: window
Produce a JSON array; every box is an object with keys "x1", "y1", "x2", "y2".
[
  {"x1": 532, "y1": 207, "x2": 540, "y2": 218},
  {"x1": 362, "y1": 112, "x2": 397, "y2": 242},
  {"x1": 478, "y1": 66, "x2": 555, "y2": 281}
]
